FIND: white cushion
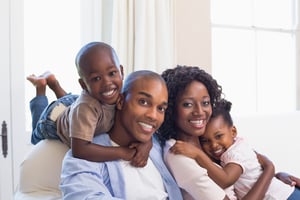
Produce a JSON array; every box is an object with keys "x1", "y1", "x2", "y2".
[
  {"x1": 15, "y1": 139, "x2": 68, "y2": 200},
  {"x1": 233, "y1": 111, "x2": 300, "y2": 175}
]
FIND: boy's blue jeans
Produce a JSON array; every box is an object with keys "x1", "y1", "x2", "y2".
[{"x1": 30, "y1": 94, "x2": 78, "y2": 145}]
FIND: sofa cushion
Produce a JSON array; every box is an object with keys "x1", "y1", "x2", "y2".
[
  {"x1": 15, "y1": 139, "x2": 68, "y2": 199},
  {"x1": 233, "y1": 111, "x2": 300, "y2": 176}
]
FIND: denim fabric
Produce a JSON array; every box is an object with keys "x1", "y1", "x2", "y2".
[
  {"x1": 30, "y1": 95, "x2": 48, "y2": 133},
  {"x1": 30, "y1": 94, "x2": 79, "y2": 145},
  {"x1": 288, "y1": 187, "x2": 300, "y2": 200}
]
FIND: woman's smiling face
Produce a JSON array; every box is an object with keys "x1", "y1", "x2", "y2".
[{"x1": 175, "y1": 80, "x2": 212, "y2": 139}]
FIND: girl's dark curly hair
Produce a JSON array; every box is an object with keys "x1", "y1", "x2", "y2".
[
  {"x1": 158, "y1": 65, "x2": 223, "y2": 144},
  {"x1": 211, "y1": 99, "x2": 233, "y2": 127}
]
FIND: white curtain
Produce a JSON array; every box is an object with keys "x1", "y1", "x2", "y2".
[{"x1": 81, "y1": 0, "x2": 175, "y2": 75}]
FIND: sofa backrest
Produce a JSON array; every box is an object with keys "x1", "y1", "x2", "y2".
[{"x1": 233, "y1": 111, "x2": 300, "y2": 176}]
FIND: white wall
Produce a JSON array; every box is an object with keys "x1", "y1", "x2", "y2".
[
  {"x1": 173, "y1": 1, "x2": 300, "y2": 177},
  {"x1": 174, "y1": 0, "x2": 211, "y2": 73}
]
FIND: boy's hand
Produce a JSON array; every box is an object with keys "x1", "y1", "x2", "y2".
[
  {"x1": 119, "y1": 146, "x2": 136, "y2": 161},
  {"x1": 129, "y1": 139, "x2": 152, "y2": 167}
]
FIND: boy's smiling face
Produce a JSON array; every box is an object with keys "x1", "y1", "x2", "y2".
[{"x1": 78, "y1": 47, "x2": 123, "y2": 105}]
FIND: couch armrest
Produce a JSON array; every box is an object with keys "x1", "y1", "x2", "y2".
[{"x1": 15, "y1": 139, "x2": 69, "y2": 200}]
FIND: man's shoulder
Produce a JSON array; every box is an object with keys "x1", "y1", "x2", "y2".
[{"x1": 92, "y1": 133, "x2": 111, "y2": 146}]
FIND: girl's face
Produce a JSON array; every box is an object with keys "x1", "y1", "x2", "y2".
[
  {"x1": 175, "y1": 80, "x2": 212, "y2": 140},
  {"x1": 200, "y1": 115, "x2": 237, "y2": 161}
]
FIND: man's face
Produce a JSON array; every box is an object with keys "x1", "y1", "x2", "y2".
[{"x1": 117, "y1": 78, "x2": 168, "y2": 144}]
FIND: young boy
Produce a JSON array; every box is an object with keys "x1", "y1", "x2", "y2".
[{"x1": 27, "y1": 42, "x2": 150, "y2": 166}]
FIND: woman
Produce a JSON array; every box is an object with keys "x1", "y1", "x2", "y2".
[{"x1": 158, "y1": 65, "x2": 274, "y2": 200}]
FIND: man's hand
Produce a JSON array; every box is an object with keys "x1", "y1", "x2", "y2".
[{"x1": 276, "y1": 172, "x2": 300, "y2": 188}]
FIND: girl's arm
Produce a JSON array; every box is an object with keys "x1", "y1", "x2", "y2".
[
  {"x1": 166, "y1": 145, "x2": 229, "y2": 200},
  {"x1": 170, "y1": 140, "x2": 242, "y2": 188},
  {"x1": 171, "y1": 142, "x2": 275, "y2": 199},
  {"x1": 242, "y1": 153, "x2": 275, "y2": 200}
]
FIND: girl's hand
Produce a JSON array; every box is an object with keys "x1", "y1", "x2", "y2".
[
  {"x1": 129, "y1": 139, "x2": 152, "y2": 167},
  {"x1": 169, "y1": 140, "x2": 201, "y2": 159}
]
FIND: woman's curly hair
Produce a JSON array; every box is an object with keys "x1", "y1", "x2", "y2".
[{"x1": 158, "y1": 65, "x2": 223, "y2": 144}]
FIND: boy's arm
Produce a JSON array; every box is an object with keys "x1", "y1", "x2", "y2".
[
  {"x1": 242, "y1": 153, "x2": 275, "y2": 200},
  {"x1": 69, "y1": 101, "x2": 137, "y2": 162},
  {"x1": 170, "y1": 140, "x2": 242, "y2": 188},
  {"x1": 71, "y1": 137, "x2": 136, "y2": 162}
]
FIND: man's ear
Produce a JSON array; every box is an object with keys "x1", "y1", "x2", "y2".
[
  {"x1": 116, "y1": 94, "x2": 124, "y2": 110},
  {"x1": 78, "y1": 78, "x2": 87, "y2": 90}
]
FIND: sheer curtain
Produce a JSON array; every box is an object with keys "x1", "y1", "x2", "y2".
[
  {"x1": 81, "y1": 0, "x2": 175, "y2": 75},
  {"x1": 211, "y1": 0, "x2": 298, "y2": 114}
]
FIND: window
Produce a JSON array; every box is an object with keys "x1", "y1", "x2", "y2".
[
  {"x1": 24, "y1": 0, "x2": 82, "y2": 131},
  {"x1": 211, "y1": 0, "x2": 298, "y2": 115}
]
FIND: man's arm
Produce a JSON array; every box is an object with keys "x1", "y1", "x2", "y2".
[{"x1": 276, "y1": 172, "x2": 300, "y2": 188}]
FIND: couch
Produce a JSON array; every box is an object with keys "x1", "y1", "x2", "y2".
[
  {"x1": 14, "y1": 140, "x2": 68, "y2": 200},
  {"x1": 233, "y1": 111, "x2": 300, "y2": 176},
  {"x1": 14, "y1": 111, "x2": 300, "y2": 200}
]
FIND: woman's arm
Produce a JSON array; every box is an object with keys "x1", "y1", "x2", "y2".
[{"x1": 242, "y1": 152, "x2": 275, "y2": 200}]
